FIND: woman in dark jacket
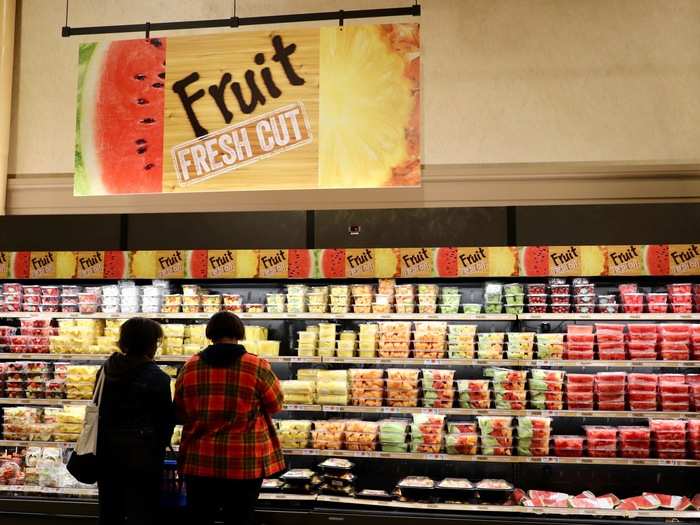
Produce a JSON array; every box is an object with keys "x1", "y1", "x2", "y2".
[{"x1": 97, "y1": 317, "x2": 175, "y2": 525}]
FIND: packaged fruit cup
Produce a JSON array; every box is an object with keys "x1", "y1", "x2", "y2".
[
  {"x1": 553, "y1": 435, "x2": 585, "y2": 457},
  {"x1": 573, "y1": 283, "x2": 595, "y2": 296},
  {"x1": 550, "y1": 284, "x2": 569, "y2": 295},
  {"x1": 484, "y1": 303, "x2": 502, "y2": 314},
  {"x1": 618, "y1": 283, "x2": 638, "y2": 295},
  {"x1": 551, "y1": 304, "x2": 571, "y2": 313},
  {"x1": 527, "y1": 304, "x2": 547, "y2": 314},
  {"x1": 245, "y1": 304, "x2": 264, "y2": 313},
  {"x1": 78, "y1": 303, "x2": 99, "y2": 314},
  {"x1": 483, "y1": 283, "x2": 503, "y2": 303},
  {"x1": 574, "y1": 294, "x2": 596, "y2": 305},
  {"x1": 527, "y1": 283, "x2": 546, "y2": 295},
  {"x1": 671, "y1": 303, "x2": 692, "y2": 313},
  {"x1": 504, "y1": 293, "x2": 525, "y2": 306},
  {"x1": 462, "y1": 304, "x2": 483, "y2": 314},
  {"x1": 504, "y1": 304, "x2": 525, "y2": 315},
  {"x1": 622, "y1": 292, "x2": 644, "y2": 304},
  {"x1": 528, "y1": 294, "x2": 548, "y2": 305},
  {"x1": 668, "y1": 283, "x2": 692, "y2": 295},
  {"x1": 551, "y1": 294, "x2": 570, "y2": 305},
  {"x1": 439, "y1": 305, "x2": 460, "y2": 314}
]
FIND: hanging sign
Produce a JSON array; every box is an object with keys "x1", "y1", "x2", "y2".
[{"x1": 74, "y1": 24, "x2": 421, "y2": 195}]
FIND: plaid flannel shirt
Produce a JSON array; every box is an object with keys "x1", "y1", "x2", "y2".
[{"x1": 174, "y1": 352, "x2": 285, "y2": 479}]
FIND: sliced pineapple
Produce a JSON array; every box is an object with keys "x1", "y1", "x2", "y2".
[{"x1": 319, "y1": 24, "x2": 417, "y2": 188}]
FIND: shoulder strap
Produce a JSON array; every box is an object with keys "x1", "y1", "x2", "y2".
[{"x1": 92, "y1": 368, "x2": 106, "y2": 406}]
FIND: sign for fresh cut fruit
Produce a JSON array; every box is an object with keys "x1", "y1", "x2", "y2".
[{"x1": 73, "y1": 24, "x2": 421, "y2": 195}]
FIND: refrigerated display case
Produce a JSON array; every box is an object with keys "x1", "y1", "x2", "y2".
[{"x1": 0, "y1": 245, "x2": 697, "y2": 524}]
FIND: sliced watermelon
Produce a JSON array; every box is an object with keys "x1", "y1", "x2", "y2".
[
  {"x1": 617, "y1": 495, "x2": 660, "y2": 510},
  {"x1": 600, "y1": 493, "x2": 621, "y2": 506},
  {"x1": 692, "y1": 494, "x2": 700, "y2": 510},
  {"x1": 674, "y1": 497, "x2": 693, "y2": 511}
]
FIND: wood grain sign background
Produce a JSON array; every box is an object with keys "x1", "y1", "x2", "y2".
[{"x1": 74, "y1": 24, "x2": 421, "y2": 195}]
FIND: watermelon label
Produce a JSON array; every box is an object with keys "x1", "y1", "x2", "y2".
[
  {"x1": 156, "y1": 250, "x2": 185, "y2": 278},
  {"x1": 207, "y1": 250, "x2": 237, "y2": 278},
  {"x1": 345, "y1": 249, "x2": 375, "y2": 278},
  {"x1": 76, "y1": 251, "x2": 103, "y2": 279},
  {"x1": 258, "y1": 249, "x2": 288, "y2": 278},
  {"x1": 606, "y1": 245, "x2": 643, "y2": 276},
  {"x1": 457, "y1": 247, "x2": 488, "y2": 276},
  {"x1": 549, "y1": 246, "x2": 581, "y2": 276},
  {"x1": 400, "y1": 248, "x2": 434, "y2": 278},
  {"x1": 29, "y1": 252, "x2": 56, "y2": 279},
  {"x1": 669, "y1": 244, "x2": 700, "y2": 275},
  {"x1": 0, "y1": 252, "x2": 8, "y2": 278}
]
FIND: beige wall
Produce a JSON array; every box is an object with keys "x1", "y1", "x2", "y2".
[{"x1": 5, "y1": 0, "x2": 700, "y2": 213}]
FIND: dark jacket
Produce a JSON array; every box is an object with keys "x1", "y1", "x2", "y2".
[{"x1": 97, "y1": 353, "x2": 175, "y2": 473}]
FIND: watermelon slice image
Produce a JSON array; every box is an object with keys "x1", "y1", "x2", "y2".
[
  {"x1": 617, "y1": 494, "x2": 660, "y2": 510},
  {"x1": 643, "y1": 244, "x2": 670, "y2": 275},
  {"x1": 75, "y1": 38, "x2": 166, "y2": 195},
  {"x1": 320, "y1": 249, "x2": 346, "y2": 278},
  {"x1": 10, "y1": 252, "x2": 30, "y2": 279},
  {"x1": 185, "y1": 250, "x2": 208, "y2": 279},
  {"x1": 288, "y1": 249, "x2": 313, "y2": 278},
  {"x1": 434, "y1": 247, "x2": 458, "y2": 277},
  {"x1": 520, "y1": 246, "x2": 550, "y2": 276},
  {"x1": 103, "y1": 251, "x2": 128, "y2": 279}
]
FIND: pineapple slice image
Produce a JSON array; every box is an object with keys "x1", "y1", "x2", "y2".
[
  {"x1": 130, "y1": 251, "x2": 157, "y2": 279},
  {"x1": 319, "y1": 24, "x2": 420, "y2": 188}
]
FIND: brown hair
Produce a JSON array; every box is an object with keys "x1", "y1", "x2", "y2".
[
  {"x1": 205, "y1": 311, "x2": 245, "y2": 342},
  {"x1": 118, "y1": 317, "x2": 163, "y2": 358}
]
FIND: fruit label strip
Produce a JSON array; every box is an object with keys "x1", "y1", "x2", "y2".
[{"x1": 2, "y1": 245, "x2": 699, "y2": 279}]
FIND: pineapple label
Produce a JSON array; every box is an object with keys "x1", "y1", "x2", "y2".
[
  {"x1": 345, "y1": 249, "x2": 375, "y2": 278},
  {"x1": 606, "y1": 245, "x2": 643, "y2": 276},
  {"x1": 29, "y1": 252, "x2": 56, "y2": 279},
  {"x1": 207, "y1": 250, "x2": 237, "y2": 278},
  {"x1": 549, "y1": 246, "x2": 581, "y2": 276},
  {"x1": 457, "y1": 247, "x2": 489, "y2": 277},
  {"x1": 76, "y1": 251, "x2": 105, "y2": 279},
  {"x1": 669, "y1": 244, "x2": 700, "y2": 275},
  {"x1": 400, "y1": 248, "x2": 434, "y2": 278},
  {"x1": 156, "y1": 250, "x2": 185, "y2": 278},
  {"x1": 0, "y1": 252, "x2": 8, "y2": 278},
  {"x1": 258, "y1": 249, "x2": 288, "y2": 278}
]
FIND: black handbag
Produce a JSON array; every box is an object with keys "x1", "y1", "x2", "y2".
[{"x1": 66, "y1": 449, "x2": 99, "y2": 484}]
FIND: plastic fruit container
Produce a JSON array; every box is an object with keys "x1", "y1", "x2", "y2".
[
  {"x1": 527, "y1": 284, "x2": 546, "y2": 295},
  {"x1": 551, "y1": 294, "x2": 571, "y2": 305},
  {"x1": 550, "y1": 285, "x2": 569, "y2": 295},
  {"x1": 553, "y1": 436, "x2": 584, "y2": 457},
  {"x1": 668, "y1": 283, "x2": 692, "y2": 295},
  {"x1": 671, "y1": 303, "x2": 692, "y2": 313}
]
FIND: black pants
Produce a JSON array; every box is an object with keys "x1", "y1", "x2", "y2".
[
  {"x1": 98, "y1": 470, "x2": 161, "y2": 525},
  {"x1": 186, "y1": 476, "x2": 263, "y2": 525}
]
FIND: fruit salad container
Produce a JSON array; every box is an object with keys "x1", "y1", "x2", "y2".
[
  {"x1": 484, "y1": 302, "x2": 503, "y2": 314},
  {"x1": 536, "y1": 334, "x2": 565, "y2": 359},
  {"x1": 456, "y1": 380, "x2": 491, "y2": 409},
  {"x1": 461, "y1": 303, "x2": 481, "y2": 314},
  {"x1": 527, "y1": 294, "x2": 547, "y2": 305}
]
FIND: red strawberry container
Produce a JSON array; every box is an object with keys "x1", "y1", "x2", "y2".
[
  {"x1": 528, "y1": 294, "x2": 548, "y2": 305},
  {"x1": 527, "y1": 284, "x2": 546, "y2": 295},
  {"x1": 618, "y1": 283, "x2": 638, "y2": 295},
  {"x1": 551, "y1": 304, "x2": 571, "y2": 313},
  {"x1": 668, "y1": 283, "x2": 692, "y2": 295},
  {"x1": 551, "y1": 295, "x2": 571, "y2": 305},
  {"x1": 647, "y1": 293, "x2": 668, "y2": 304},
  {"x1": 550, "y1": 285, "x2": 570, "y2": 295}
]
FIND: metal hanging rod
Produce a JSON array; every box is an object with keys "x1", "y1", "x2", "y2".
[{"x1": 61, "y1": 5, "x2": 420, "y2": 37}]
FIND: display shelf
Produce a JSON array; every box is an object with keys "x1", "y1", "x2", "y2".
[
  {"x1": 283, "y1": 448, "x2": 700, "y2": 467},
  {"x1": 0, "y1": 485, "x2": 97, "y2": 497},
  {"x1": 520, "y1": 313, "x2": 700, "y2": 321},
  {"x1": 0, "y1": 312, "x2": 516, "y2": 322},
  {"x1": 314, "y1": 496, "x2": 700, "y2": 520},
  {"x1": 282, "y1": 404, "x2": 700, "y2": 419},
  {"x1": 321, "y1": 357, "x2": 700, "y2": 368},
  {"x1": 0, "y1": 398, "x2": 90, "y2": 406},
  {"x1": 0, "y1": 440, "x2": 73, "y2": 448},
  {"x1": 1, "y1": 353, "x2": 692, "y2": 368},
  {"x1": 259, "y1": 493, "x2": 318, "y2": 502}
]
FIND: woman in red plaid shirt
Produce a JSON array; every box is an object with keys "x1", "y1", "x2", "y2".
[{"x1": 174, "y1": 311, "x2": 284, "y2": 525}]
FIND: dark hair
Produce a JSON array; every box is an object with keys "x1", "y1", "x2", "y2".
[
  {"x1": 206, "y1": 311, "x2": 245, "y2": 342},
  {"x1": 118, "y1": 317, "x2": 163, "y2": 358}
]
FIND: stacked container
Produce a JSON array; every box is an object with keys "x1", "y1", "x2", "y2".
[
  {"x1": 503, "y1": 283, "x2": 525, "y2": 315},
  {"x1": 456, "y1": 379, "x2": 491, "y2": 409},
  {"x1": 311, "y1": 420, "x2": 345, "y2": 450},
  {"x1": 297, "y1": 329, "x2": 318, "y2": 357},
  {"x1": 585, "y1": 426, "x2": 617, "y2": 457},
  {"x1": 650, "y1": 419, "x2": 687, "y2": 459},
  {"x1": 595, "y1": 323, "x2": 626, "y2": 360},
  {"x1": 265, "y1": 293, "x2": 286, "y2": 313},
  {"x1": 618, "y1": 426, "x2": 651, "y2": 458},
  {"x1": 566, "y1": 325, "x2": 594, "y2": 360},
  {"x1": 506, "y1": 332, "x2": 535, "y2": 360},
  {"x1": 659, "y1": 374, "x2": 690, "y2": 412},
  {"x1": 483, "y1": 283, "x2": 503, "y2": 314},
  {"x1": 646, "y1": 292, "x2": 668, "y2": 313},
  {"x1": 357, "y1": 323, "x2": 378, "y2": 358},
  {"x1": 688, "y1": 419, "x2": 700, "y2": 459},
  {"x1": 572, "y1": 279, "x2": 596, "y2": 314},
  {"x1": 477, "y1": 416, "x2": 513, "y2": 456},
  {"x1": 620, "y1": 283, "x2": 644, "y2": 314},
  {"x1": 329, "y1": 285, "x2": 351, "y2": 314},
  {"x1": 60, "y1": 285, "x2": 81, "y2": 313},
  {"x1": 536, "y1": 333, "x2": 565, "y2": 360},
  {"x1": 120, "y1": 283, "x2": 142, "y2": 314},
  {"x1": 447, "y1": 324, "x2": 476, "y2": 359},
  {"x1": 317, "y1": 324, "x2": 337, "y2": 358},
  {"x1": 336, "y1": 330, "x2": 356, "y2": 358},
  {"x1": 553, "y1": 435, "x2": 585, "y2": 457},
  {"x1": 394, "y1": 284, "x2": 415, "y2": 314},
  {"x1": 516, "y1": 416, "x2": 551, "y2": 456},
  {"x1": 488, "y1": 368, "x2": 527, "y2": 410},
  {"x1": 277, "y1": 420, "x2": 312, "y2": 449},
  {"x1": 692, "y1": 325, "x2": 700, "y2": 360},
  {"x1": 627, "y1": 323, "x2": 658, "y2": 360},
  {"x1": 2, "y1": 283, "x2": 22, "y2": 312},
  {"x1": 439, "y1": 287, "x2": 461, "y2": 314},
  {"x1": 628, "y1": 373, "x2": 658, "y2": 411},
  {"x1": 286, "y1": 285, "x2": 308, "y2": 314},
  {"x1": 526, "y1": 283, "x2": 548, "y2": 314},
  {"x1": 417, "y1": 284, "x2": 439, "y2": 314},
  {"x1": 566, "y1": 373, "x2": 595, "y2": 410},
  {"x1": 445, "y1": 421, "x2": 478, "y2": 455},
  {"x1": 307, "y1": 286, "x2": 329, "y2": 314},
  {"x1": 668, "y1": 283, "x2": 692, "y2": 314},
  {"x1": 348, "y1": 369, "x2": 383, "y2": 407},
  {"x1": 378, "y1": 322, "x2": 411, "y2": 358},
  {"x1": 344, "y1": 421, "x2": 378, "y2": 452},
  {"x1": 413, "y1": 322, "x2": 447, "y2": 359},
  {"x1": 379, "y1": 419, "x2": 409, "y2": 452},
  {"x1": 410, "y1": 413, "x2": 444, "y2": 453},
  {"x1": 421, "y1": 369, "x2": 454, "y2": 408},
  {"x1": 477, "y1": 332, "x2": 504, "y2": 360},
  {"x1": 316, "y1": 370, "x2": 348, "y2": 405},
  {"x1": 221, "y1": 293, "x2": 243, "y2": 312},
  {"x1": 595, "y1": 372, "x2": 626, "y2": 411},
  {"x1": 659, "y1": 324, "x2": 691, "y2": 361},
  {"x1": 386, "y1": 368, "x2": 419, "y2": 407},
  {"x1": 529, "y1": 369, "x2": 565, "y2": 410},
  {"x1": 549, "y1": 279, "x2": 571, "y2": 314}
]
